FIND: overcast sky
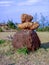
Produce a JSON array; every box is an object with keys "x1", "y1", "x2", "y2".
[{"x1": 0, "y1": 0, "x2": 49, "y2": 23}]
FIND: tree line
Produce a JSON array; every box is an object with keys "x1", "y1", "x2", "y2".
[
  {"x1": 33, "y1": 13, "x2": 49, "y2": 31},
  {"x1": 0, "y1": 13, "x2": 49, "y2": 32}
]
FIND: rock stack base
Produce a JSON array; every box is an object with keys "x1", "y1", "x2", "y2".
[{"x1": 12, "y1": 30, "x2": 41, "y2": 51}]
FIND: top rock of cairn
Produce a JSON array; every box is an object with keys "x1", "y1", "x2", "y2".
[
  {"x1": 21, "y1": 14, "x2": 33, "y2": 23},
  {"x1": 18, "y1": 14, "x2": 39, "y2": 30}
]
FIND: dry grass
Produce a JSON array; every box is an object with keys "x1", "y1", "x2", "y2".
[
  {"x1": 0, "y1": 32, "x2": 16, "y2": 40},
  {"x1": 37, "y1": 32, "x2": 49, "y2": 43},
  {"x1": 0, "y1": 32, "x2": 49, "y2": 65}
]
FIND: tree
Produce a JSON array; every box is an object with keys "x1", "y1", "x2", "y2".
[
  {"x1": 33, "y1": 13, "x2": 38, "y2": 21},
  {"x1": 46, "y1": 16, "x2": 49, "y2": 27},
  {"x1": 40, "y1": 13, "x2": 46, "y2": 28},
  {"x1": 7, "y1": 20, "x2": 16, "y2": 29}
]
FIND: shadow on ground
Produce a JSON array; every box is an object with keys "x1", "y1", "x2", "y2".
[{"x1": 40, "y1": 42, "x2": 49, "y2": 49}]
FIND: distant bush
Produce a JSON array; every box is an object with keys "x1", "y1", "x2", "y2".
[
  {"x1": 7, "y1": 20, "x2": 16, "y2": 29},
  {"x1": 0, "y1": 40, "x2": 5, "y2": 44},
  {"x1": 36, "y1": 26, "x2": 49, "y2": 32},
  {"x1": 0, "y1": 28, "x2": 3, "y2": 32}
]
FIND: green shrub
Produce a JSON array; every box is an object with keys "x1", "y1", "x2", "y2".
[
  {"x1": 17, "y1": 47, "x2": 28, "y2": 55},
  {"x1": 7, "y1": 20, "x2": 16, "y2": 29},
  {"x1": 36, "y1": 28, "x2": 43, "y2": 31},
  {"x1": 36, "y1": 26, "x2": 49, "y2": 32},
  {"x1": 0, "y1": 40, "x2": 5, "y2": 44},
  {"x1": 0, "y1": 28, "x2": 3, "y2": 32},
  {"x1": 44, "y1": 26, "x2": 49, "y2": 31}
]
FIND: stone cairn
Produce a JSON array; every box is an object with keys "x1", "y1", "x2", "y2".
[{"x1": 12, "y1": 14, "x2": 41, "y2": 51}]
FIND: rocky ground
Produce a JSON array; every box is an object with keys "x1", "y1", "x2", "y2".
[{"x1": 0, "y1": 32, "x2": 49, "y2": 65}]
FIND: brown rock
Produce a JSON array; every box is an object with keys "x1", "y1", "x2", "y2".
[
  {"x1": 21, "y1": 14, "x2": 33, "y2": 23},
  {"x1": 12, "y1": 30, "x2": 41, "y2": 51},
  {"x1": 30, "y1": 22, "x2": 39, "y2": 30},
  {"x1": 18, "y1": 22, "x2": 39, "y2": 30}
]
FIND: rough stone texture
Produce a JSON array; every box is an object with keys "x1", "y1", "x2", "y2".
[
  {"x1": 12, "y1": 30, "x2": 40, "y2": 51},
  {"x1": 18, "y1": 22, "x2": 39, "y2": 30},
  {"x1": 21, "y1": 14, "x2": 33, "y2": 23}
]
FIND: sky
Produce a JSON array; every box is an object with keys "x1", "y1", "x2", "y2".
[{"x1": 0, "y1": 0, "x2": 49, "y2": 23}]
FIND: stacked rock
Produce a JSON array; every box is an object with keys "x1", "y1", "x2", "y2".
[
  {"x1": 18, "y1": 14, "x2": 39, "y2": 30},
  {"x1": 12, "y1": 14, "x2": 41, "y2": 51}
]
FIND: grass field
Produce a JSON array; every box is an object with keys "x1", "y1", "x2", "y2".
[{"x1": 0, "y1": 32, "x2": 49, "y2": 65}]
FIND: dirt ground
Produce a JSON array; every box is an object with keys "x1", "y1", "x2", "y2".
[
  {"x1": 0, "y1": 32, "x2": 49, "y2": 42},
  {"x1": 37, "y1": 32, "x2": 49, "y2": 43},
  {"x1": 0, "y1": 32, "x2": 16, "y2": 40},
  {"x1": 0, "y1": 32, "x2": 49, "y2": 65}
]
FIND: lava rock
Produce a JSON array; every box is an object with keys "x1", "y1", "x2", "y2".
[{"x1": 12, "y1": 30, "x2": 41, "y2": 51}]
